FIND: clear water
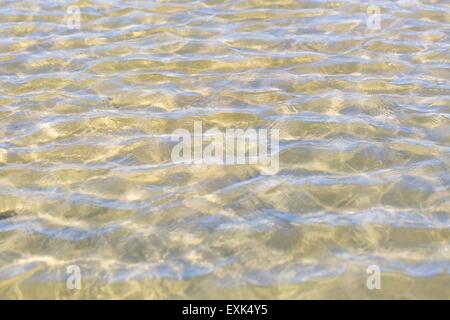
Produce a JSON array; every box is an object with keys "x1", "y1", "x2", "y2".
[{"x1": 0, "y1": 0, "x2": 449, "y2": 299}]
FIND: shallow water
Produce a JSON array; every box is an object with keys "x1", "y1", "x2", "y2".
[{"x1": 0, "y1": 0, "x2": 449, "y2": 299}]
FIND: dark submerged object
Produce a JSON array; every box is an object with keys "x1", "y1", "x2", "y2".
[{"x1": 0, "y1": 210, "x2": 17, "y2": 220}]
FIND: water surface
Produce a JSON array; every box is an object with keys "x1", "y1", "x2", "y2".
[{"x1": 0, "y1": 0, "x2": 449, "y2": 299}]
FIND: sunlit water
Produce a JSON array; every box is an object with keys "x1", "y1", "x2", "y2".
[{"x1": 0, "y1": 0, "x2": 449, "y2": 299}]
